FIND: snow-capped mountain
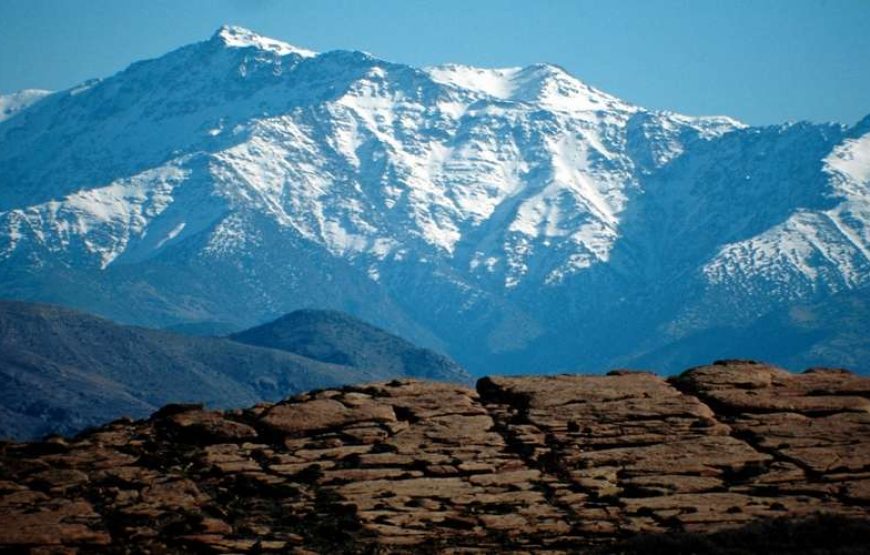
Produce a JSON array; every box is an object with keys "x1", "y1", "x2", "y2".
[{"x1": 1, "y1": 26, "x2": 867, "y2": 374}]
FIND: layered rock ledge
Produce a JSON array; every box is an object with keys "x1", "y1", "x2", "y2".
[{"x1": 1, "y1": 361, "x2": 868, "y2": 553}]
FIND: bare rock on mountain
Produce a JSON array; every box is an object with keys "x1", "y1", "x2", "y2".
[{"x1": 0, "y1": 362, "x2": 868, "y2": 552}]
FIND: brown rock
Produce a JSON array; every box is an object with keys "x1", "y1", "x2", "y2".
[
  {"x1": 260, "y1": 398, "x2": 396, "y2": 437},
  {"x1": 1, "y1": 367, "x2": 867, "y2": 552},
  {"x1": 0, "y1": 500, "x2": 110, "y2": 546},
  {"x1": 163, "y1": 409, "x2": 259, "y2": 443}
]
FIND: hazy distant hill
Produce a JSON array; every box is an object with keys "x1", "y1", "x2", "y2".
[
  {"x1": 231, "y1": 309, "x2": 471, "y2": 383},
  {"x1": 0, "y1": 301, "x2": 469, "y2": 439}
]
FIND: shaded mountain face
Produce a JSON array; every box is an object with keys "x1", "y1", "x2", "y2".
[
  {"x1": 619, "y1": 285, "x2": 870, "y2": 374},
  {"x1": 231, "y1": 309, "x2": 471, "y2": 383},
  {"x1": 0, "y1": 300, "x2": 469, "y2": 440},
  {"x1": 0, "y1": 89, "x2": 51, "y2": 123},
  {"x1": 1, "y1": 362, "x2": 868, "y2": 552},
  {"x1": 0, "y1": 26, "x2": 867, "y2": 374}
]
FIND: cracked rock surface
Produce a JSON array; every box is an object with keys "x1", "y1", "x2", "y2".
[{"x1": 1, "y1": 361, "x2": 868, "y2": 553}]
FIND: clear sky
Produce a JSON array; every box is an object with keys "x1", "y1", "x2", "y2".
[{"x1": 1, "y1": 0, "x2": 868, "y2": 126}]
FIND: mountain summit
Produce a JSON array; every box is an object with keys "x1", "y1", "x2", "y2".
[
  {"x1": 0, "y1": 27, "x2": 867, "y2": 374},
  {"x1": 211, "y1": 25, "x2": 317, "y2": 57}
]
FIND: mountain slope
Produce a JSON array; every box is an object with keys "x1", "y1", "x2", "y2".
[
  {"x1": 0, "y1": 26, "x2": 866, "y2": 374},
  {"x1": 618, "y1": 285, "x2": 870, "y2": 374},
  {"x1": 0, "y1": 89, "x2": 51, "y2": 122},
  {"x1": 231, "y1": 309, "x2": 471, "y2": 382},
  {"x1": 0, "y1": 300, "x2": 467, "y2": 439}
]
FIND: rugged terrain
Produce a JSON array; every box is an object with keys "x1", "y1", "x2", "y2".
[
  {"x1": 0, "y1": 301, "x2": 469, "y2": 440},
  {"x1": 1, "y1": 26, "x2": 867, "y2": 375},
  {"x1": 1, "y1": 361, "x2": 867, "y2": 553}
]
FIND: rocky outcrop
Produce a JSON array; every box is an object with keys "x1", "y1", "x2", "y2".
[{"x1": 1, "y1": 361, "x2": 868, "y2": 553}]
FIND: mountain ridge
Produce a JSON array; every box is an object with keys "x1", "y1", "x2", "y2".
[
  {"x1": 0, "y1": 300, "x2": 469, "y2": 440},
  {"x1": 231, "y1": 309, "x2": 471, "y2": 383}
]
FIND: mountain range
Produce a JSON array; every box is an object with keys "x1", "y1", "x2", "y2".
[
  {"x1": 0, "y1": 26, "x2": 867, "y2": 375},
  {"x1": 0, "y1": 300, "x2": 468, "y2": 439}
]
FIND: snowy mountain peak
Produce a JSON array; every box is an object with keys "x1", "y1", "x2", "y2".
[
  {"x1": 424, "y1": 64, "x2": 524, "y2": 98},
  {"x1": 424, "y1": 62, "x2": 630, "y2": 113},
  {"x1": 211, "y1": 25, "x2": 317, "y2": 58},
  {"x1": 512, "y1": 63, "x2": 632, "y2": 112}
]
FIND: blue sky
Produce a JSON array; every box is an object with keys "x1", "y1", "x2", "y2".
[{"x1": 1, "y1": 0, "x2": 868, "y2": 126}]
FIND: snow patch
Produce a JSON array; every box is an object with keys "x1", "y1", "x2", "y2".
[
  {"x1": 214, "y1": 25, "x2": 317, "y2": 58},
  {"x1": 0, "y1": 89, "x2": 52, "y2": 122},
  {"x1": 156, "y1": 222, "x2": 186, "y2": 249},
  {"x1": 425, "y1": 64, "x2": 523, "y2": 99}
]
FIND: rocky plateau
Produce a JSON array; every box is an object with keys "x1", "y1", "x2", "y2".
[{"x1": 0, "y1": 360, "x2": 868, "y2": 553}]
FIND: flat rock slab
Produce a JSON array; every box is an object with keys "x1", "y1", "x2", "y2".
[{"x1": 0, "y1": 362, "x2": 868, "y2": 552}]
